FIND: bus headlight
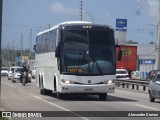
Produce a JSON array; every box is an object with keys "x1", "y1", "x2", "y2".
[
  {"x1": 103, "y1": 80, "x2": 114, "y2": 84},
  {"x1": 28, "y1": 74, "x2": 32, "y2": 77},
  {"x1": 107, "y1": 80, "x2": 113, "y2": 84},
  {"x1": 61, "y1": 79, "x2": 75, "y2": 84}
]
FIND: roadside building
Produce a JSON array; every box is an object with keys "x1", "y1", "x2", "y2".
[{"x1": 128, "y1": 44, "x2": 156, "y2": 79}]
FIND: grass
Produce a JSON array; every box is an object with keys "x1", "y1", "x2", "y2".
[{"x1": 0, "y1": 117, "x2": 8, "y2": 120}]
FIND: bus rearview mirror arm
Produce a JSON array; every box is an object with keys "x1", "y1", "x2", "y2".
[
  {"x1": 55, "y1": 43, "x2": 61, "y2": 57},
  {"x1": 115, "y1": 45, "x2": 122, "y2": 61}
]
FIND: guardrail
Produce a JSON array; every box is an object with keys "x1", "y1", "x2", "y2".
[{"x1": 116, "y1": 79, "x2": 149, "y2": 92}]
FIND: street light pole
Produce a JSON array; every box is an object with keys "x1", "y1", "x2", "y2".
[{"x1": 155, "y1": 0, "x2": 160, "y2": 70}]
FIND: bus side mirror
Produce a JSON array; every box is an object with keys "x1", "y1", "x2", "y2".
[
  {"x1": 55, "y1": 43, "x2": 60, "y2": 57},
  {"x1": 116, "y1": 45, "x2": 122, "y2": 61},
  {"x1": 33, "y1": 45, "x2": 36, "y2": 51},
  {"x1": 117, "y1": 49, "x2": 122, "y2": 61}
]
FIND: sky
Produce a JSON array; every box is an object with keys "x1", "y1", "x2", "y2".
[{"x1": 2, "y1": 0, "x2": 159, "y2": 50}]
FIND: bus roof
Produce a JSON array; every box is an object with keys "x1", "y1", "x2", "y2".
[{"x1": 37, "y1": 21, "x2": 92, "y2": 36}]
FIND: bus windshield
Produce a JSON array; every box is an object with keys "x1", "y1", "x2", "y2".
[{"x1": 61, "y1": 29, "x2": 115, "y2": 75}]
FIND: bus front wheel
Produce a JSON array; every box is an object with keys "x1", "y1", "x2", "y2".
[
  {"x1": 40, "y1": 78, "x2": 47, "y2": 95},
  {"x1": 57, "y1": 92, "x2": 63, "y2": 99}
]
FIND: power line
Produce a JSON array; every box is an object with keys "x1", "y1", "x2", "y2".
[
  {"x1": 121, "y1": 0, "x2": 142, "y2": 18},
  {"x1": 123, "y1": 0, "x2": 146, "y2": 19},
  {"x1": 3, "y1": 23, "x2": 47, "y2": 29},
  {"x1": 110, "y1": 0, "x2": 128, "y2": 14},
  {"x1": 111, "y1": 0, "x2": 132, "y2": 18}
]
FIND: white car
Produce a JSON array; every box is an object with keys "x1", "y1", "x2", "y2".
[
  {"x1": 32, "y1": 66, "x2": 36, "y2": 78},
  {"x1": 116, "y1": 69, "x2": 129, "y2": 80},
  {"x1": 12, "y1": 68, "x2": 23, "y2": 83},
  {"x1": 8, "y1": 66, "x2": 22, "y2": 80},
  {"x1": 148, "y1": 72, "x2": 160, "y2": 102},
  {"x1": 131, "y1": 71, "x2": 140, "y2": 79},
  {"x1": 1, "y1": 67, "x2": 9, "y2": 76}
]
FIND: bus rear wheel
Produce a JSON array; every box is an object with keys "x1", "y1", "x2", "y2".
[
  {"x1": 40, "y1": 79, "x2": 47, "y2": 95},
  {"x1": 40, "y1": 88, "x2": 47, "y2": 95},
  {"x1": 99, "y1": 93, "x2": 107, "y2": 101}
]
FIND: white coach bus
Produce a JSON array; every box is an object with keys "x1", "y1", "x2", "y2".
[{"x1": 35, "y1": 21, "x2": 121, "y2": 100}]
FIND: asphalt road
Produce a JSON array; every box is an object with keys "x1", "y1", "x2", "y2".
[{"x1": 1, "y1": 76, "x2": 160, "y2": 120}]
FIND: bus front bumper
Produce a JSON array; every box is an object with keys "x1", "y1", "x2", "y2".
[{"x1": 58, "y1": 84, "x2": 115, "y2": 94}]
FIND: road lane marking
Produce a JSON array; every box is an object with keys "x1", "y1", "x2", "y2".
[
  {"x1": 2, "y1": 81, "x2": 16, "y2": 88},
  {"x1": 2, "y1": 81, "x2": 29, "y2": 94},
  {"x1": 135, "y1": 104, "x2": 159, "y2": 111},
  {"x1": 30, "y1": 94, "x2": 90, "y2": 120},
  {"x1": 2, "y1": 81, "x2": 90, "y2": 120}
]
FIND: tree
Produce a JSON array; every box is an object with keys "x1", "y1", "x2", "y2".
[
  {"x1": 16, "y1": 51, "x2": 21, "y2": 57},
  {"x1": 127, "y1": 40, "x2": 138, "y2": 44}
]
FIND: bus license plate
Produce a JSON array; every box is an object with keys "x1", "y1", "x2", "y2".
[{"x1": 84, "y1": 88, "x2": 93, "y2": 91}]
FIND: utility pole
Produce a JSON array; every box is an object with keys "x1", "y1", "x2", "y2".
[
  {"x1": 20, "y1": 33, "x2": 23, "y2": 64},
  {"x1": 7, "y1": 43, "x2": 10, "y2": 65},
  {"x1": 79, "y1": 0, "x2": 83, "y2": 21},
  {"x1": 29, "y1": 29, "x2": 32, "y2": 61},
  {"x1": 155, "y1": 0, "x2": 160, "y2": 70},
  {"x1": 12, "y1": 40, "x2": 14, "y2": 63},
  {"x1": 13, "y1": 40, "x2": 14, "y2": 51}
]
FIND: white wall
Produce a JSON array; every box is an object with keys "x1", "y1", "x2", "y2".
[{"x1": 115, "y1": 31, "x2": 127, "y2": 45}]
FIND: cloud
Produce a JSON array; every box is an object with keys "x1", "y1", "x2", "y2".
[
  {"x1": 49, "y1": 2, "x2": 77, "y2": 15},
  {"x1": 137, "y1": 0, "x2": 158, "y2": 17}
]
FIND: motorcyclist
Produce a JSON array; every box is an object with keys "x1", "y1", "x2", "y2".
[
  {"x1": 20, "y1": 64, "x2": 28, "y2": 83},
  {"x1": 22, "y1": 64, "x2": 28, "y2": 73}
]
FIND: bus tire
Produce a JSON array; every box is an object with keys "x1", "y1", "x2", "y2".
[
  {"x1": 99, "y1": 93, "x2": 107, "y2": 101},
  {"x1": 40, "y1": 77, "x2": 47, "y2": 95},
  {"x1": 54, "y1": 77, "x2": 57, "y2": 91},
  {"x1": 57, "y1": 92, "x2": 63, "y2": 99},
  {"x1": 39, "y1": 75, "x2": 41, "y2": 88}
]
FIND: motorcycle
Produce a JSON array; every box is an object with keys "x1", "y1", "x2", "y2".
[
  {"x1": 22, "y1": 71, "x2": 28, "y2": 86},
  {"x1": 20, "y1": 70, "x2": 32, "y2": 86}
]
